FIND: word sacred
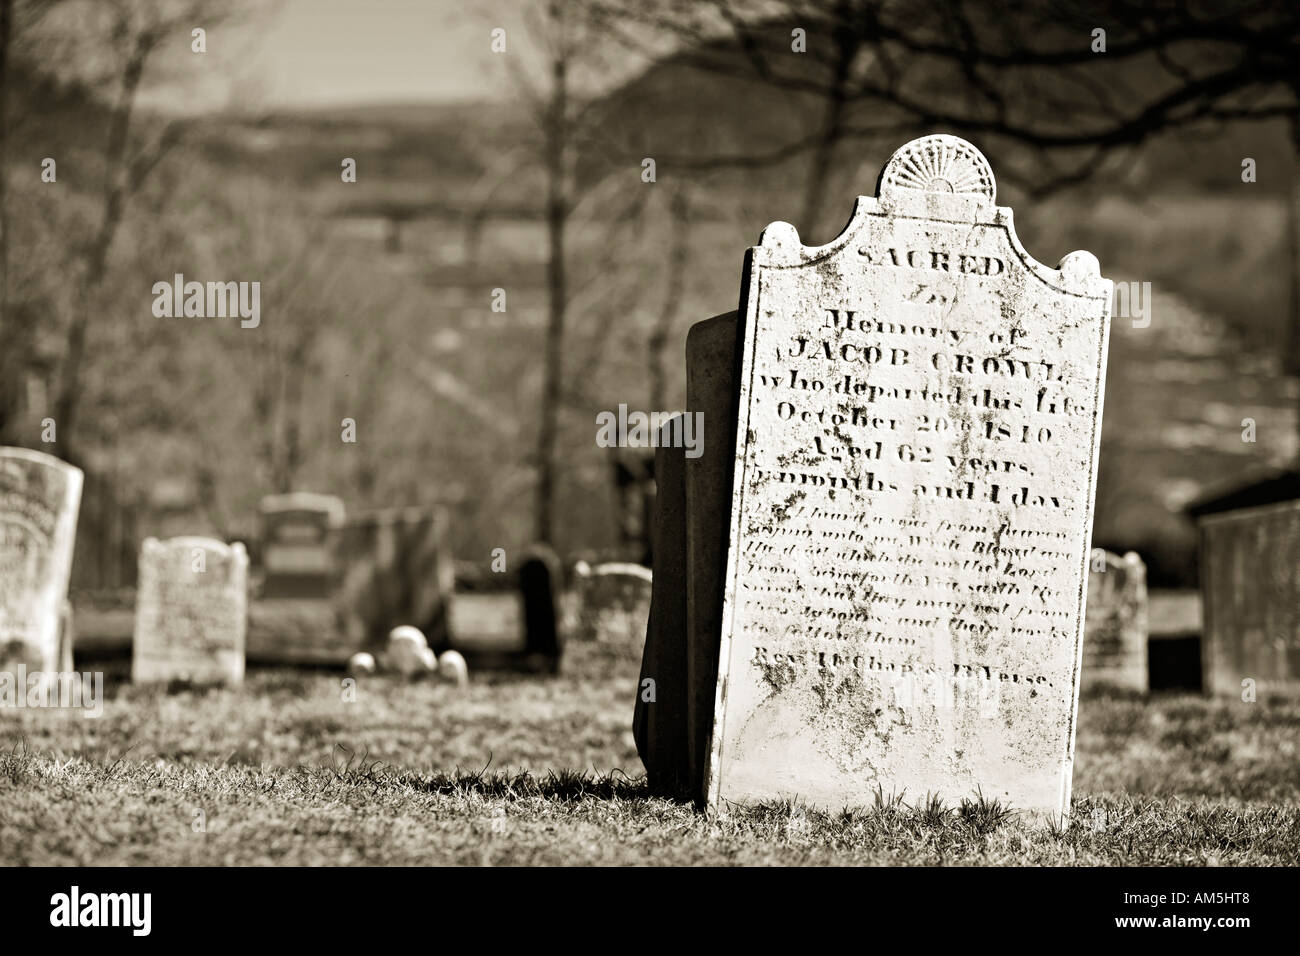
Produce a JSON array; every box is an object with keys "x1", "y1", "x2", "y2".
[{"x1": 859, "y1": 246, "x2": 1007, "y2": 275}]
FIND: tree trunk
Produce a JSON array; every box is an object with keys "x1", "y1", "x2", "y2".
[
  {"x1": 648, "y1": 186, "x2": 691, "y2": 414},
  {"x1": 55, "y1": 38, "x2": 149, "y2": 456},
  {"x1": 535, "y1": 53, "x2": 568, "y2": 546},
  {"x1": 1289, "y1": 114, "x2": 1300, "y2": 381},
  {"x1": 0, "y1": 0, "x2": 14, "y2": 442},
  {"x1": 799, "y1": 7, "x2": 856, "y2": 239}
]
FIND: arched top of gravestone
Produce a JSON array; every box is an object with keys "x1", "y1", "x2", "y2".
[
  {"x1": 259, "y1": 492, "x2": 346, "y2": 525},
  {"x1": 589, "y1": 562, "x2": 654, "y2": 583},
  {"x1": 142, "y1": 535, "x2": 248, "y2": 563},
  {"x1": 0, "y1": 446, "x2": 84, "y2": 484},
  {"x1": 876, "y1": 134, "x2": 997, "y2": 207},
  {"x1": 752, "y1": 133, "x2": 1108, "y2": 300}
]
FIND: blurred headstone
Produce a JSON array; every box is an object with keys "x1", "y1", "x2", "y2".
[
  {"x1": 337, "y1": 507, "x2": 455, "y2": 650},
  {"x1": 132, "y1": 536, "x2": 248, "y2": 685},
  {"x1": 612, "y1": 451, "x2": 655, "y2": 566},
  {"x1": 0, "y1": 448, "x2": 82, "y2": 675},
  {"x1": 574, "y1": 562, "x2": 652, "y2": 646},
  {"x1": 258, "y1": 492, "x2": 345, "y2": 599},
  {"x1": 1194, "y1": 499, "x2": 1300, "y2": 698},
  {"x1": 519, "y1": 544, "x2": 562, "y2": 673},
  {"x1": 696, "y1": 135, "x2": 1112, "y2": 821},
  {"x1": 386, "y1": 624, "x2": 435, "y2": 677},
  {"x1": 1082, "y1": 550, "x2": 1149, "y2": 692},
  {"x1": 447, "y1": 591, "x2": 524, "y2": 651}
]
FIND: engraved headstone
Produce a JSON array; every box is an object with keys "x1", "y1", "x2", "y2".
[
  {"x1": 1082, "y1": 550, "x2": 1148, "y2": 693},
  {"x1": 132, "y1": 536, "x2": 249, "y2": 685},
  {"x1": 0, "y1": 448, "x2": 82, "y2": 674},
  {"x1": 706, "y1": 135, "x2": 1112, "y2": 821}
]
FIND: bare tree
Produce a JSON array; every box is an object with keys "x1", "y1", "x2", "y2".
[
  {"x1": 487, "y1": 0, "x2": 657, "y2": 546},
  {"x1": 30, "y1": 0, "x2": 249, "y2": 460}
]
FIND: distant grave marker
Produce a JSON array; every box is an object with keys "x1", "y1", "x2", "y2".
[
  {"x1": 132, "y1": 536, "x2": 248, "y2": 685},
  {"x1": 0, "y1": 448, "x2": 82, "y2": 674},
  {"x1": 258, "y1": 492, "x2": 344, "y2": 599},
  {"x1": 693, "y1": 135, "x2": 1111, "y2": 821},
  {"x1": 1082, "y1": 550, "x2": 1148, "y2": 692},
  {"x1": 519, "y1": 545, "x2": 562, "y2": 673},
  {"x1": 574, "y1": 562, "x2": 652, "y2": 647},
  {"x1": 1196, "y1": 500, "x2": 1300, "y2": 699}
]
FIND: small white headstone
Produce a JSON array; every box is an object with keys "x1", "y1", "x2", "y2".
[
  {"x1": 437, "y1": 649, "x2": 469, "y2": 686},
  {"x1": 132, "y1": 536, "x2": 249, "y2": 685},
  {"x1": 386, "y1": 624, "x2": 433, "y2": 676}
]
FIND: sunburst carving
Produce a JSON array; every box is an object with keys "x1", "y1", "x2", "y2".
[{"x1": 880, "y1": 135, "x2": 995, "y2": 204}]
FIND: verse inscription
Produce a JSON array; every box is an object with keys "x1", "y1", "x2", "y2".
[{"x1": 708, "y1": 136, "x2": 1112, "y2": 819}]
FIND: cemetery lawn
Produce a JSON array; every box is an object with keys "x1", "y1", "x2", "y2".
[{"x1": 2, "y1": 644, "x2": 1298, "y2": 866}]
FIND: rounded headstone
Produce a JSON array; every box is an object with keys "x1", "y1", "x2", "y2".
[
  {"x1": 387, "y1": 625, "x2": 432, "y2": 676},
  {"x1": 437, "y1": 649, "x2": 469, "y2": 686},
  {"x1": 347, "y1": 651, "x2": 377, "y2": 675}
]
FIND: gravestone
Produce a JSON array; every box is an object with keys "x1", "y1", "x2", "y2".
[
  {"x1": 336, "y1": 506, "x2": 455, "y2": 651},
  {"x1": 0, "y1": 448, "x2": 82, "y2": 674},
  {"x1": 132, "y1": 536, "x2": 249, "y2": 685},
  {"x1": 1082, "y1": 550, "x2": 1148, "y2": 692},
  {"x1": 519, "y1": 544, "x2": 562, "y2": 673},
  {"x1": 258, "y1": 492, "x2": 344, "y2": 599},
  {"x1": 685, "y1": 313, "x2": 739, "y2": 798},
  {"x1": 1197, "y1": 500, "x2": 1300, "y2": 698},
  {"x1": 634, "y1": 420, "x2": 691, "y2": 794},
  {"x1": 702, "y1": 135, "x2": 1112, "y2": 821},
  {"x1": 574, "y1": 562, "x2": 653, "y2": 647},
  {"x1": 447, "y1": 591, "x2": 524, "y2": 651}
]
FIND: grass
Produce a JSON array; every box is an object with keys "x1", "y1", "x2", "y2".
[{"x1": 2, "y1": 644, "x2": 1298, "y2": 865}]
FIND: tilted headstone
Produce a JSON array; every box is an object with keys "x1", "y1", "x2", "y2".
[
  {"x1": 684, "y1": 312, "x2": 740, "y2": 800},
  {"x1": 132, "y1": 536, "x2": 248, "y2": 685},
  {"x1": 1082, "y1": 550, "x2": 1148, "y2": 692},
  {"x1": 634, "y1": 421, "x2": 691, "y2": 795},
  {"x1": 0, "y1": 448, "x2": 82, "y2": 674},
  {"x1": 703, "y1": 135, "x2": 1112, "y2": 821},
  {"x1": 258, "y1": 492, "x2": 344, "y2": 599},
  {"x1": 574, "y1": 562, "x2": 653, "y2": 647},
  {"x1": 1198, "y1": 501, "x2": 1300, "y2": 699}
]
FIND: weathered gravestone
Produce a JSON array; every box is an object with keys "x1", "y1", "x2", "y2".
[
  {"x1": 670, "y1": 135, "x2": 1111, "y2": 821},
  {"x1": 132, "y1": 536, "x2": 249, "y2": 685},
  {"x1": 1082, "y1": 549, "x2": 1148, "y2": 693},
  {"x1": 573, "y1": 562, "x2": 653, "y2": 647},
  {"x1": 0, "y1": 448, "x2": 82, "y2": 674},
  {"x1": 258, "y1": 493, "x2": 345, "y2": 599}
]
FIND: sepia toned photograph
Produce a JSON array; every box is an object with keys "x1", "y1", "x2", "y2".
[{"x1": 0, "y1": 0, "x2": 1295, "y2": 928}]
